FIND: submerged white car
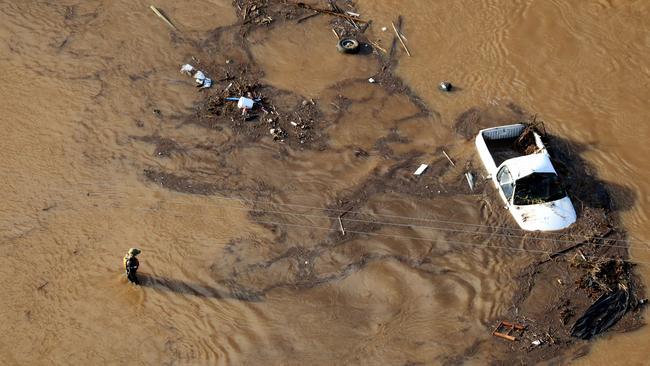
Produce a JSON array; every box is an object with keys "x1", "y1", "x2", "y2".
[{"x1": 475, "y1": 124, "x2": 576, "y2": 231}]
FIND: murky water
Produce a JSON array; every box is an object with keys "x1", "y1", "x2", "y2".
[{"x1": 1, "y1": 0, "x2": 648, "y2": 364}]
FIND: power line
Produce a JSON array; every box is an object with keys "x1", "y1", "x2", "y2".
[
  {"x1": 66, "y1": 185, "x2": 650, "y2": 251},
  {"x1": 6, "y1": 185, "x2": 650, "y2": 257},
  {"x1": 165, "y1": 209, "x2": 650, "y2": 266},
  {"x1": 79, "y1": 184, "x2": 650, "y2": 245}
]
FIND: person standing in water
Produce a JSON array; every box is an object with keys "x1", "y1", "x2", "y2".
[{"x1": 123, "y1": 248, "x2": 141, "y2": 284}]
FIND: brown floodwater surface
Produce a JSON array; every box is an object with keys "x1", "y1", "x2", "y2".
[{"x1": 1, "y1": 0, "x2": 648, "y2": 365}]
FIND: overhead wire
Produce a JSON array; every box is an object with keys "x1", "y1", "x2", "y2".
[
  {"x1": 5, "y1": 185, "x2": 650, "y2": 264},
  {"x1": 141, "y1": 207, "x2": 650, "y2": 266},
  {"x1": 63, "y1": 184, "x2": 650, "y2": 250},
  {"x1": 73, "y1": 183, "x2": 650, "y2": 246}
]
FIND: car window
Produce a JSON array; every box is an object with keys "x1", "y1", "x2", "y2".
[
  {"x1": 497, "y1": 166, "x2": 514, "y2": 201},
  {"x1": 513, "y1": 172, "x2": 567, "y2": 205}
]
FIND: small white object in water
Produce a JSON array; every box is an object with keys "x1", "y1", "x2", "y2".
[
  {"x1": 180, "y1": 64, "x2": 195, "y2": 75},
  {"x1": 237, "y1": 97, "x2": 255, "y2": 109},
  {"x1": 188, "y1": 69, "x2": 212, "y2": 89},
  {"x1": 465, "y1": 172, "x2": 474, "y2": 191},
  {"x1": 414, "y1": 164, "x2": 428, "y2": 176}
]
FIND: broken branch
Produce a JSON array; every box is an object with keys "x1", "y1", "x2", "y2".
[
  {"x1": 149, "y1": 5, "x2": 178, "y2": 31},
  {"x1": 288, "y1": 2, "x2": 368, "y2": 23}
]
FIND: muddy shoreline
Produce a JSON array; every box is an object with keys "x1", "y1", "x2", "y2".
[{"x1": 136, "y1": 1, "x2": 645, "y2": 364}]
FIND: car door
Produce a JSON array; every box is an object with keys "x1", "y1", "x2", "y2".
[{"x1": 496, "y1": 165, "x2": 515, "y2": 205}]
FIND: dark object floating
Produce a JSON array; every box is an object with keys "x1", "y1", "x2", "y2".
[
  {"x1": 439, "y1": 81, "x2": 453, "y2": 92},
  {"x1": 337, "y1": 38, "x2": 360, "y2": 54},
  {"x1": 571, "y1": 286, "x2": 629, "y2": 340}
]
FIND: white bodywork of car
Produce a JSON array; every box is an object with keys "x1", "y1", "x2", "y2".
[{"x1": 475, "y1": 124, "x2": 577, "y2": 231}]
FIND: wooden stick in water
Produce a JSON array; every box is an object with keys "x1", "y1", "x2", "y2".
[
  {"x1": 442, "y1": 150, "x2": 456, "y2": 167},
  {"x1": 391, "y1": 21, "x2": 411, "y2": 56},
  {"x1": 369, "y1": 40, "x2": 387, "y2": 54},
  {"x1": 150, "y1": 5, "x2": 178, "y2": 31}
]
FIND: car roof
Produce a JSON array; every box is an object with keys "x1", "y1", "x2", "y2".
[{"x1": 505, "y1": 153, "x2": 556, "y2": 179}]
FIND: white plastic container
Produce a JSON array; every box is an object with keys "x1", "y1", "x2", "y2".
[{"x1": 237, "y1": 97, "x2": 255, "y2": 109}]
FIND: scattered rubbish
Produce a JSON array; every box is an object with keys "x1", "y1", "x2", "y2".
[
  {"x1": 640, "y1": 298, "x2": 648, "y2": 305},
  {"x1": 391, "y1": 21, "x2": 411, "y2": 56},
  {"x1": 259, "y1": 16, "x2": 273, "y2": 24},
  {"x1": 476, "y1": 123, "x2": 577, "y2": 231},
  {"x1": 492, "y1": 321, "x2": 526, "y2": 341},
  {"x1": 413, "y1": 164, "x2": 428, "y2": 176},
  {"x1": 346, "y1": 11, "x2": 360, "y2": 17},
  {"x1": 289, "y1": 2, "x2": 368, "y2": 23},
  {"x1": 149, "y1": 5, "x2": 178, "y2": 31},
  {"x1": 337, "y1": 38, "x2": 361, "y2": 54},
  {"x1": 368, "y1": 78, "x2": 376, "y2": 83},
  {"x1": 269, "y1": 127, "x2": 287, "y2": 141},
  {"x1": 557, "y1": 278, "x2": 564, "y2": 285},
  {"x1": 439, "y1": 81, "x2": 453, "y2": 92},
  {"x1": 442, "y1": 150, "x2": 456, "y2": 167},
  {"x1": 531, "y1": 339, "x2": 543, "y2": 346},
  {"x1": 226, "y1": 59, "x2": 233, "y2": 64},
  {"x1": 179, "y1": 64, "x2": 212, "y2": 89},
  {"x1": 37, "y1": 281, "x2": 49, "y2": 291},
  {"x1": 381, "y1": 26, "x2": 387, "y2": 31},
  {"x1": 571, "y1": 285, "x2": 630, "y2": 340},
  {"x1": 338, "y1": 216, "x2": 345, "y2": 235},
  {"x1": 465, "y1": 171, "x2": 474, "y2": 190}
]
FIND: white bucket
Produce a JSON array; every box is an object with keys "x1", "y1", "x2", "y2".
[{"x1": 237, "y1": 97, "x2": 255, "y2": 109}]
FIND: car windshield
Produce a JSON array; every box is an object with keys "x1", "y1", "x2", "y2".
[{"x1": 513, "y1": 172, "x2": 567, "y2": 205}]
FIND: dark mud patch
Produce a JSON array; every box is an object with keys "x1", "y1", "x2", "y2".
[
  {"x1": 132, "y1": 135, "x2": 185, "y2": 158},
  {"x1": 172, "y1": 0, "x2": 429, "y2": 151}
]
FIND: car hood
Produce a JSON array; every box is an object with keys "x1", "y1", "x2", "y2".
[{"x1": 510, "y1": 196, "x2": 577, "y2": 231}]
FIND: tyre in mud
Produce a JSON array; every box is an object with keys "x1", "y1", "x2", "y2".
[{"x1": 337, "y1": 38, "x2": 360, "y2": 54}]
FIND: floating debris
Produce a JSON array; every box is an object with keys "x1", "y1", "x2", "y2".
[
  {"x1": 180, "y1": 64, "x2": 212, "y2": 89},
  {"x1": 465, "y1": 171, "x2": 474, "y2": 190},
  {"x1": 439, "y1": 81, "x2": 453, "y2": 92},
  {"x1": 150, "y1": 5, "x2": 178, "y2": 31},
  {"x1": 492, "y1": 321, "x2": 526, "y2": 341},
  {"x1": 414, "y1": 164, "x2": 428, "y2": 176}
]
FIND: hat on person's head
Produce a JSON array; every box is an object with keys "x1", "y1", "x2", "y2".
[{"x1": 128, "y1": 248, "x2": 141, "y2": 256}]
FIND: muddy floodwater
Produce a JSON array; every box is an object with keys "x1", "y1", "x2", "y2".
[{"x1": 1, "y1": 0, "x2": 649, "y2": 365}]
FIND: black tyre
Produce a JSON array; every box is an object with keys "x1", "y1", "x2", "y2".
[{"x1": 337, "y1": 38, "x2": 360, "y2": 54}]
